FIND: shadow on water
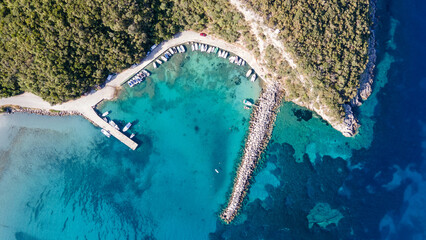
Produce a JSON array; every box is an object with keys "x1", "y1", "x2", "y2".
[{"x1": 15, "y1": 232, "x2": 40, "y2": 240}]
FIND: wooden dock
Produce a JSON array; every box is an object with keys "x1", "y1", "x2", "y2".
[{"x1": 82, "y1": 108, "x2": 138, "y2": 150}]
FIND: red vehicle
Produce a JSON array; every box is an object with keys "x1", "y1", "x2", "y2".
[{"x1": 200, "y1": 33, "x2": 207, "y2": 37}]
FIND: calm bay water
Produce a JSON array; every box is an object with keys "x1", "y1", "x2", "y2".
[{"x1": 1, "y1": 0, "x2": 425, "y2": 239}]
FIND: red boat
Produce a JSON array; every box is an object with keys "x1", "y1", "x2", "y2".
[{"x1": 200, "y1": 33, "x2": 207, "y2": 37}]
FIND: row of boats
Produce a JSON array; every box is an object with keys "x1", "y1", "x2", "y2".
[
  {"x1": 100, "y1": 111, "x2": 135, "y2": 139},
  {"x1": 191, "y1": 42, "x2": 257, "y2": 82},
  {"x1": 153, "y1": 45, "x2": 186, "y2": 69},
  {"x1": 128, "y1": 69, "x2": 150, "y2": 88}
]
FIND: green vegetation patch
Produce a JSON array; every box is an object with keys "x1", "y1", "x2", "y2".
[
  {"x1": 245, "y1": 0, "x2": 371, "y2": 120},
  {"x1": 0, "y1": 0, "x2": 244, "y2": 104}
]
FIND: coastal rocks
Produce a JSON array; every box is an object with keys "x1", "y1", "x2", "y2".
[
  {"x1": 351, "y1": 32, "x2": 377, "y2": 106},
  {"x1": 339, "y1": 104, "x2": 359, "y2": 137},
  {"x1": 307, "y1": 202, "x2": 343, "y2": 229},
  {"x1": 351, "y1": 0, "x2": 377, "y2": 107},
  {"x1": 220, "y1": 82, "x2": 284, "y2": 224},
  {"x1": 6, "y1": 106, "x2": 81, "y2": 117}
]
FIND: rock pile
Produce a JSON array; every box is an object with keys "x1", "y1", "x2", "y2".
[
  {"x1": 220, "y1": 82, "x2": 284, "y2": 224},
  {"x1": 7, "y1": 106, "x2": 81, "y2": 117}
]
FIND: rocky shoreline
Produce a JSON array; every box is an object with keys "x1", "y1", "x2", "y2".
[
  {"x1": 340, "y1": 0, "x2": 377, "y2": 136},
  {"x1": 1, "y1": 106, "x2": 81, "y2": 117},
  {"x1": 220, "y1": 82, "x2": 284, "y2": 224}
]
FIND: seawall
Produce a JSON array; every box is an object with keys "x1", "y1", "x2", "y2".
[{"x1": 220, "y1": 82, "x2": 284, "y2": 224}]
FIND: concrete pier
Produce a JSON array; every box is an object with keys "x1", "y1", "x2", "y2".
[
  {"x1": 220, "y1": 82, "x2": 283, "y2": 224},
  {"x1": 82, "y1": 108, "x2": 138, "y2": 150}
]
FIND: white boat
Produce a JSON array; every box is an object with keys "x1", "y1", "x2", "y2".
[
  {"x1": 153, "y1": 62, "x2": 158, "y2": 68},
  {"x1": 168, "y1": 49, "x2": 174, "y2": 55},
  {"x1": 242, "y1": 60, "x2": 246, "y2": 66},
  {"x1": 101, "y1": 129, "x2": 111, "y2": 138},
  {"x1": 123, "y1": 122, "x2": 132, "y2": 132},
  {"x1": 243, "y1": 99, "x2": 254, "y2": 107},
  {"x1": 246, "y1": 69, "x2": 253, "y2": 77},
  {"x1": 109, "y1": 120, "x2": 120, "y2": 130},
  {"x1": 223, "y1": 52, "x2": 229, "y2": 58},
  {"x1": 229, "y1": 56, "x2": 235, "y2": 63},
  {"x1": 130, "y1": 133, "x2": 135, "y2": 139},
  {"x1": 156, "y1": 59, "x2": 162, "y2": 64},
  {"x1": 142, "y1": 69, "x2": 150, "y2": 76},
  {"x1": 250, "y1": 74, "x2": 257, "y2": 82},
  {"x1": 191, "y1": 43, "x2": 194, "y2": 51},
  {"x1": 101, "y1": 111, "x2": 110, "y2": 117},
  {"x1": 215, "y1": 169, "x2": 219, "y2": 174},
  {"x1": 161, "y1": 56, "x2": 168, "y2": 62}
]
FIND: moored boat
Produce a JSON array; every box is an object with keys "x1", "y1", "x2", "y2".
[
  {"x1": 101, "y1": 129, "x2": 111, "y2": 138},
  {"x1": 109, "y1": 120, "x2": 120, "y2": 130},
  {"x1": 156, "y1": 59, "x2": 162, "y2": 64},
  {"x1": 250, "y1": 74, "x2": 257, "y2": 82},
  {"x1": 161, "y1": 56, "x2": 168, "y2": 62},
  {"x1": 243, "y1": 98, "x2": 254, "y2": 107},
  {"x1": 153, "y1": 62, "x2": 158, "y2": 68},
  {"x1": 246, "y1": 69, "x2": 253, "y2": 77},
  {"x1": 142, "y1": 69, "x2": 150, "y2": 76},
  {"x1": 123, "y1": 122, "x2": 132, "y2": 132},
  {"x1": 101, "y1": 111, "x2": 110, "y2": 117},
  {"x1": 130, "y1": 133, "x2": 135, "y2": 139}
]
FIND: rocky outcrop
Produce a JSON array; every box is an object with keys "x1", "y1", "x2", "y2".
[{"x1": 351, "y1": 0, "x2": 377, "y2": 107}]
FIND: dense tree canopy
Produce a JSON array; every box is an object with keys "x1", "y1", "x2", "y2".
[
  {"x1": 0, "y1": 0, "x2": 243, "y2": 103},
  {"x1": 0, "y1": 0, "x2": 370, "y2": 118},
  {"x1": 244, "y1": 0, "x2": 371, "y2": 119}
]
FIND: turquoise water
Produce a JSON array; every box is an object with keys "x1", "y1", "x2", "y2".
[
  {"x1": 1, "y1": 0, "x2": 426, "y2": 238},
  {"x1": 0, "y1": 49, "x2": 261, "y2": 239}
]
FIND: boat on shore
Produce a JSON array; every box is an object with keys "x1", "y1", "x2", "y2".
[
  {"x1": 123, "y1": 122, "x2": 132, "y2": 132},
  {"x1": 101, "y1": 129, "x2": 111, "y2": 138}
]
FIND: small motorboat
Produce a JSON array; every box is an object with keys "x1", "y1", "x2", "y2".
[
  {"x1": 123, "y1": 122, "x2": 132, "y2": 132},
  {"x1": 101, "y1": 111, "x2": 110, "y2": 117},
  {"x1": 101, "y1": 129, "x2": 111, "y2": 138},
  {"x1": 246, "y1": 69, "x2": 253, "y2": 78},
  {"x1": 243, "y1": 99, "x2": 254, "y2": 106}
]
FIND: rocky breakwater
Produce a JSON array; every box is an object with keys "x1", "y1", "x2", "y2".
[
  {"x1": 4, "y1": 106, "x2": 81, "y2": 117},
  {"x1": 220, "y1": 82, "x2": 284, "y2": 224}
]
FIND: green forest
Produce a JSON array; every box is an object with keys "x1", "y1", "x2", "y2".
[
  {"x1": 0, "y1": 0, "x2": 243, "y2": 103},
  {"x1": 0, "y1": 0, "x2": 371, "y2": 118},
  {"x1": 245, "y1": 0, "x2": 371, "y2": 120}
]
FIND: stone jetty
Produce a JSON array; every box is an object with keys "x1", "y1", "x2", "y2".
[{"x1": 220, "y1": 82, "x2": 284, "y2": 224}]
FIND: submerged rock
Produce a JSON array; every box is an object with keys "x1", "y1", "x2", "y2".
[{"x1": 307, "y1": 202, "x2": 343, "y2": 229}]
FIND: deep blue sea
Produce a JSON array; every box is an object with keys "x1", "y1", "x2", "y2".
[{"x1": 0, "y1": 0, "x2": 425, "y2": 239}]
